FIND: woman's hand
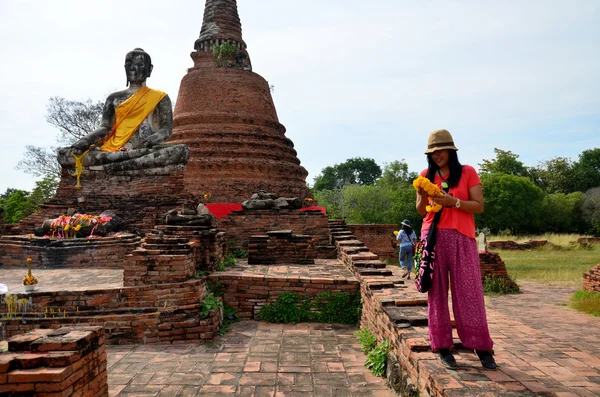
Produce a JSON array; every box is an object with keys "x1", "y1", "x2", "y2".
[
  {"x1": 417, "y1": 187, "x2": 429, "y2": 199},
  {"x1": 430, "y1": 191, "x2": 457, "y2": 207}
]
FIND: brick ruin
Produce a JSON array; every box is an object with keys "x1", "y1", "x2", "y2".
[
  {"x1": 0, "y1": 1, "x2": 548, "y2": 396},
  {"x1": 168, "y1": 0, "x2": 310, "y2": 203},
  {"x1": 1, "y1": 327, "x2": 107, "y2": 396},
  {"x1": 584, "y1": 264, "x2": 600, "y2": 293}
]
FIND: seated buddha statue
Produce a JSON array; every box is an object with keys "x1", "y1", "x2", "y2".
[{"x1": 57, "y1": 48, "x2": 189, "y2": 173}]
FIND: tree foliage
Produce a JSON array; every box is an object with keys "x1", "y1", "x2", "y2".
[
  {"x1": 570, "y1": 148, "x2": 600, "y2": 193},
  {"x1": 581, "y1": 187, "x2": 600, "y2": 235},
  {"x1": 476, "y1": 173, "x2": 544, "y2": 234},
  {"x1": 16, "y1": 145, "x2": 61, "y2": 179},
  {"x1": 479, "y1": 148, "x2": 529, "y2": 177},
  {"x1": 540, "y1": 192, "x2": 585, "y2": 233},
  {"x1": 528, "y1": 157, "x2": 573, "y2": 194},
  {"x1": 46, "y1": 96, "x2": 104, "y2": 145},
  {"x1": 16, "y1": 97, "x2": 103, "y2": 180},
  {"x1": 312, "y1": 157, "x2": 382, "y2": 191},
  {"x1": 0, "y1": 176, "x2": 58, "y2": 224},
  {"x1": 377, "y1": 160, "x2": 418, "y2": 189}
]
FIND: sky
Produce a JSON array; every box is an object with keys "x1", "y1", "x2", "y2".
[{"x1": 0, "y1": 0, "x2": 598, "y2": 194}]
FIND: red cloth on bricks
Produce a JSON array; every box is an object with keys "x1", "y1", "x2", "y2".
[
  {"x1": 205, "y1": 204, "x2": 327, "y2": 219},
  {"x1": 205, "y1": 204, "x2": 243, "y2": 219},
  {"x1": 300, "y1": 206, "x2": 327, "y2": 215}
]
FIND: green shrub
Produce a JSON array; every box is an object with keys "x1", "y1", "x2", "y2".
[
  {"x1": 216, "y1": 253, "x2": 238, "y2": 271},
  {"x1": 482, "y1": 276, "x2": 520, "y2": 295},
  {"x1": 354, "y1": 328, "x2": 378, "y2": 354},
  {"x1": 312, "y1": 292, "x2": 362, "y2": 324},
  {"x1": 365, "y1": 340, "x2": 389, "y2": 376},
  {"x1": 232, "y1": 249, "x2": 249, "y2": 259},
  {"x1": 219, "y1": 304, "x2": 240, "y2": 335},
  {"x1": 571, "y1": 289, "x2": 600, "y2": 317},
  {"x1": 256, "y1": 291, "x2": 361, "y2": 325},
  {"x1": 199, "y1": 293, "x2": 222, "y2": 317},
  {"x1": 256, "y1": 292, "x2": 311, "y2": 324}
]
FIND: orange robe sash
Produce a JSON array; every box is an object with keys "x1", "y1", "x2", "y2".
[{"x1": 99, "y1": 86, "x2": 166, "y2": 152}]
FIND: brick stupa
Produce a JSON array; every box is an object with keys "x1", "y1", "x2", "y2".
[{"x1": 170, "y1": 0, "x2": 310, "y2": 203}]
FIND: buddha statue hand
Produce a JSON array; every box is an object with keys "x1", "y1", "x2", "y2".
[{"x1": 71, "y1": 137, "x2": 93, "y2": 154}]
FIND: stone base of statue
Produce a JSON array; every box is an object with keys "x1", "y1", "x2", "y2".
[{"x1": 19, "y1": 148, "x2": 193, "y2": 235}]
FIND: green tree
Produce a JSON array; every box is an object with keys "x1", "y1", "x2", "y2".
[
  {"x1": 540, "y1": 192, "x2": 585, "y2": 233},
  {"x1": 476, "y1": 173, "x2": 544, "y2": 234},
  {"x1": 377, "y1": 160, "x2": 418, "y2": 189},
  {"x1": 342, "y1": 185, "x2": 395, "y2": 224},
  {"x1": 16, "y1": 97, "x2": 103, "y2": 180},
  {"x1": 479, "y1": 148, "x2": 529, "y2": 177},
  {"x1": 314, "y1": 188, "x2": 344, "y2": 219},
  {"x1": 0, "y1": 176, "x2": 58, "y2": 224},
  {"x1": 528, "y1": 157, "x2": 574, "y2": 194},
  {"x1": 0, "y1": 189, "x2": 30, "y2": 224},
  {"x1": 581, "y1": 187, "x2": 600, "y2": 235},
  {"x1": 569, "y1": 148, "x2": 600, "y2": 193},
  {"x1": 313, "y1": 157, "x2": 382, "y2": 191}
]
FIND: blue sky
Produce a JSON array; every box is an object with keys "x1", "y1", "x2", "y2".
[{"x1": 0, "y1": 0, "x2": 598, "y2": 194}]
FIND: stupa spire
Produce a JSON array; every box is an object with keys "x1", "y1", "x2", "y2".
[{"x1": 194, "y1": 0, "x2": 246, "y2": 53}]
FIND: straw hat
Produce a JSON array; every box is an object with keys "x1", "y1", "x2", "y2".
[{"x1": 424, "y1": 129, "x2": 459, "y2": 154}]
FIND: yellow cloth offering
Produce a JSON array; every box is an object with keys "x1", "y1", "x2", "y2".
[{"x1": 100, "y1": 86, "x2": 166, "y2": 152}]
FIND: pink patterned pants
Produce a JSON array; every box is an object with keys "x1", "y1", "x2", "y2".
[{"x1": 423, "y1": 228, "x2": 494, "y2": 351}]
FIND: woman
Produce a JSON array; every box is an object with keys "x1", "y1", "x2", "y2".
[
  {"x1": 415, "y1": 129, "x2": 496, "y2": 370},
  {"x1": 397, "y1": 219, "x2": 417, "y2": 279}
]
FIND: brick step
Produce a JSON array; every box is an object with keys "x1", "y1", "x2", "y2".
[
  {"x1": 339, "y1": 246, "x2": 369, "y2": 255},
  {"x1": 353, "y1": 260, "x2": 387, "y2": 269},
  {"x1": 145, "y1": 236, "x2": 191, "y2": 244},
  {"x1": 336, "y1": 240, "x2": 365, "y2": 247},
  {"x1": 141, "y1": 243, "x2": 192, "y2": 249},
  {"x1": 349, "y1": 253, "x2": 379, "y2": 261},
  {"x1": 329, "y1": 230, "x2": 350, "y2": 235},
  {"x1": 383, "y1": 306, "x2": 428, "y2": 329},
  {"x1": 366, "y1": 280, "x2": 396, "y2": 290},
  {"x1": 333, "y1": 235, "x2": 354, "y2": 242},
  {"x1": 356, "y1": 268, "x2": 393, "y2": 276},
  {"x1": 131, "y1": 249, "x2": 191, "y2": 256}
]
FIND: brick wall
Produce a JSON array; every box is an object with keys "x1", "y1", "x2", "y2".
[
  {"x1": 221, "y1": 209, "x2": 330, "y2": 250},
  {"x1": 479, "y1": 251, "x2": 516, "y2": 285},
  {"x1": 208, "y1": 272, "x2": 359, "y2": 320},
  {"x1": 348, "y1": 224, "x2": 397, "y2": 261},
  {"x1": 488, "y1": 240, "x2": 550, "y2": 250},
  {"x1": 0, "y1": 234, "x2": 140, "y2": 269},
  {"x1": 1, "y1": 326, "x2": 108, "y2": 396},
  {"x1": 17, "y1": 167, "x2": 192, "y2": 235},
  {"x1": 248, "y1": 231, "x2": 316, "y2": 265},
  {"x1": 584, "y1": 264, "x2": 600, "y2": 293},
  {"x1": 0, "y1": 280, "x2": 224, "y2": 343}
]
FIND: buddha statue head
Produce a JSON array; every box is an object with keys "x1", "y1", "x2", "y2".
[{"x1": 125, "y1": 48, "x2": 153, "y2": 86}]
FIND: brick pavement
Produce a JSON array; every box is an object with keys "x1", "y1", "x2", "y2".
[
  {"x1": 0, "y1": 268, "x2": 123, "y2": 293},
  {"x1": 2, "y1": 268, "x2": 600, "y2": 396},
  {"x1": 106, "y1": 321, "x2": 394, "y2": 397},
  {"x1": 481, "y1": 282, "x2": 600, "y2": 397}
]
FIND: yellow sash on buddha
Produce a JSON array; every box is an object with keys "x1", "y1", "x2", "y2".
[{"x1": 99, "y1": 86, "x2": 166, "y2": 152}]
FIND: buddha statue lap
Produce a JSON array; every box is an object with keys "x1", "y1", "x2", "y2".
[{"x1": 57, "y1": 48, "x2": 189, "y2": 173}]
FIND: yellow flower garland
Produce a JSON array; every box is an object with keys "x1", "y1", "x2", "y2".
[{"x1": 413, "y1": 176, "x2": 443, "y2": 213}]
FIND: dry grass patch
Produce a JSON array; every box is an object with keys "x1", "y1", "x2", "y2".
[{"x1": 495, "y1": 244, "x2": 600, "y2": 286}]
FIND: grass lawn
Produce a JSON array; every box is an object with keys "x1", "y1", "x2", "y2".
[
  {"x1": 495, "y1": 245, "x2": 600, "y2": 286},
  {"x1": 570, "y1": 290, "x2": 600, "y2": 317}
]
